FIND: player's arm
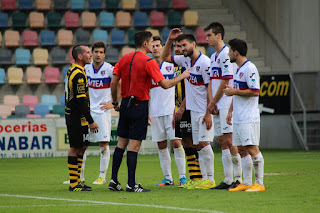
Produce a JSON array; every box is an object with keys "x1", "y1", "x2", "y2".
[
  {"x1": 111, "y1": 74, "x2": 120, "y2": 111},
  {"x1": 158, "y1": 68, "x2": 190, "y2": 89},
  {"x1": 174, "y1": 97, "x2": 186, "y2": 121},
  {"x1": 161, "y1": 28, "x2": 182, "y2": 63},
  {"x1": 224, "y1": 85, "x2": 259, "y2": 97},
  {"x1": 226, "y1": 100, "x2": 233, "y2": 125}
]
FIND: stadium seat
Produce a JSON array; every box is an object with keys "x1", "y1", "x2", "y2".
[
  {"x1": 0, "y1": 32, "x2": 2, "y2": 44},
  {"x1": 100, "y1": 11, "x2": 114, "y2": 27},
  {"x1": 75, "y1": 28, "x2": 90, "y2": 45},
  {"x1": 26, "y1": 66, "x2": 42, "y2": 84},
  {"x1": 44, "y1": 67, "x2": 61, "y2": 84},
  {"x1": 22, "y1": 30, "x2": 38, "y2": 46},
  {"x1": 184, "y1": 10, "x2": 198, "y2": 27},
  {"x1": 133, "y1": 11, "x2": 148, "y2": 27},
  {"x1": 139, "y1": 0, "x2": 153, "y2": 10},
  {"x1": 65, "y1": 12, "x2": 79, "y2": 28},
  {"x1": 180, "y1": 27, "x2": 193, "y2": 34},
  {"x1": 207, "y1": 46, "x2": 216, "y2": 57},
  {"x1": 4, "y1": 30, "x2": 20, "y2": 47},
  {"x1": 127, "y1": 29, "x2": 138, "y2": 46},
  {"x1": 62, "y1": 66, "x2": 69, "y2": 79},
  {"x1": 4, "y1": 95, "x2": 20, "y2": 112},
  {"x1": 8, "y1": 67, "x2": 23, "y2": 84},
  {"x1": 53, "y1": 104, "x2": 65, "y2": 117},
  {"x1": 69, "y1": 47, "x2": 75, "y2": 63},
  {"x1": 150, "y1": 11, "x2": 165, "y2": 27},
  {"x1": 57, "y1": 29, "x2": 73, "y2": 46},
  {"x1": 122, "y1": 0, "x2": 137, "y2": 10},
  {"x1": 45, "y1": 114, "x2": 60, "y2": 118},
  {"x1": 0, "y1": 105, "x2": 12, "y2": 118},
  {"x1": 23, "y1": 95, "x2": 38, "y2": 111},
  {"x1": 0, "y1": 68, "x2": 5, "y2": 84},
  {"x1": 36, "y1": 0, "x2": 51, "y2": 10},
  {"x1": 47, "y1": 12, "x2": 62, "y2": 28},
  {"x1": 161, "y1": 28, "x2": 170, "y2": 43},
  {"x1": 53, "y1": 0, "x2": 68, "y2": 10},
  {"x1": 15, "y1": 48, "x2": 31, "y2": 65},
  {"x1": 71, "y1": 0, "x2": 85, "y2": 10},
  {"x1": 111, "y1": 29, "x2": 126, "y2": 45},
  {"x1": 19, "y1": 0, "x2": 33, "y2": 10},
  {"x1": 41, "y1": 95, "x2": 57, "y2": 111},
  {"x1": 93, "y1": 29, "x2": 108, "y2": 43},
  {"x1": 26, "y1": 114, "x2": 41, "y2": 118},
  {"x1": 89, "y1": 0, "x2": 103, "y2": 9},
  {"x1": 51, "y1": 47, "x2": 67, "y2": 64},
  {"x1": 156, "y1": 0, "x2": 170, "y2": 9},
  {"x1": 0, "y1": 48, "x2": 12, "y2": 65},
  {"x1": 15, "y1": 105, "x2": 30, "y2": 117},
  {"x1": 168, "y1": 11, "x2": 182, "y2": 27},
  {"x1": 34, "y1": 104, "x2": 50, "y2": 117},
  {"x1": 105, "y1": 0, "x2": 119, "y2": 9},
  {"x1": 40, "y1": 30, "x2": 55, "y2": 46},
  {"x1": 197, "y1": 46, "x2": 206, "y2": 55},
  {"x1": 81, "y1": 11, "x2": 97, "y2": 28},
  {"x1": 145, "y1": 28, "x2": 159, "y2": 37},
  {"x1": 33, "y1": 48, "x2": 49, "y2": 65},
  {"x1": 173, "y1": 0, "x2": 188, "y2": 10},
  {"x1": 60, "y1": 94, "x2": 65, "y2": 105},
  {"x1": 106, "y1": 47, "x2": 119, "y2": 63},
  {"x1": 12, "y1": 11, "x2": 27, "y2": 28},
  {"x1": 116, "y1": 11, "x2": 131, "y2": 28},
  {"x1": 30, "y1": 12, "x2": 45, "y2": 28},
  {"x1": 121, "y1": 47, "x2": 135, "y2": 56},
  {"x1": 196, "y1": 28, "x2": 207, "y2": 45},
  {"x1": 1, "y1": 0, "x2": 16, "y2": 10},
  {"x1": 0, "y1": 12, "x2": 9, "y2": 27}
]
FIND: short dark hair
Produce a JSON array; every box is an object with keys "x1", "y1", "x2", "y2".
[
  {"x1": 228, "y1": 38, "x2": 247, "y2": 56},
  {"x1": 152, "y1": 36, "x2": 162, "y2": 44},
  {"x1": 176, "y1": 33, "x2": 197, "y2": 44},
  {"x1": 134, "y1": 31, "x2": 153, "y2": 48},
  {"x1": 92, "y1": 41, "x2": 106, "y2": 53},
  {"x1": 72, "y1": 45, "x2": 85, "y2": 61},
  {"x1": 204, "y1": 22, "x2": 225, "y2": 40}
]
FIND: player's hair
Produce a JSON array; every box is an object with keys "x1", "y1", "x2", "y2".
[
  {"x1": 176, "y1": 33, "x2": 197, "y2": 44},
  {"x1": 92, "y1": 41, "x2": 106, "y2": 53},
  {"x1": 204, "y1": 22, "x2": 225, "y2": 40},
  {"x1": 72, "y1": 45, "x2": 85, "y2": 61},
  {"x1": 134, "y1": 31, "x2": 153, "y2": 48},
  {"x1": 152, "y1": 36, "x2": 162, "y2": 44},
  {"x1": 228, "y1": 38, "x2": 247, "y2": 56}
]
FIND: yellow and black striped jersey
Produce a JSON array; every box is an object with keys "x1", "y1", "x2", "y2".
[{"x1": 174, "y1": 66, "x2": 186, "y2": 110}]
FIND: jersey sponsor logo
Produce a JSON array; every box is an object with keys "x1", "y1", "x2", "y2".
[
  {"x1": 77, "y1": 84, "x2": 85, "y2": 94},
  {"x1": 187, "y1": 73, "x2": 204, "y2": 86},
  {"x1": 210, "y1": 67, "x2": 222, "y2": 79},
  {"x1": 78, "y1": 78, "x2": 84, "y2": 84},
  {"x1": 233, "y1": 80, "x2": 248, "y2": 90},
  {"x1": 250, "y1": 73, "x2": 255, "y2": 78},
  {"x1": 179, "y1": 121, "x2": 191, "y2": 129},
  {"x1": 87, "y1": 77, "x2": 111, "y2": 89},
  {"x1": 151, "y1": 74, "x2": 173, "y2": 88}
]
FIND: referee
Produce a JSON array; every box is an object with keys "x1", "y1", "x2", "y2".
[
  {"x1": 65, "y1": 45, "x2": 99, "y2": 192},
  {"x1": 108, "y1": 31, "x2": 190, "y2": 192}
]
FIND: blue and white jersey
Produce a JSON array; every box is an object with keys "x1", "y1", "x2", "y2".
[
  {"x1": 172, "y1": 52, "x2": 211, "y2": 113},
  {"x1": 85, "y1": 62, "x2": 114, "y2": 114},
  {"x1": 150, "y1": 61, "x2": 175, "y2": 117},
  {"x1": 233, "y1": 60, "x2": 260, "y2": 123}
]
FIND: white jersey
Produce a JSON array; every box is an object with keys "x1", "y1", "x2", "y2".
[
  {"x1": 85, "y1": 62, "x2": 114, "y2": 114},
  {"x1": 233, "y1": 60, "x2": 260, "y2": 123},
  {"x1": 172, "y1": 52, "x2": 211, "y2": 113},
  {"x1": 149, "y1": 61, "x2": 175, "y2": 117},
  {"x1": 210, "y1": 45, "x2": 236, "y2": 110}
]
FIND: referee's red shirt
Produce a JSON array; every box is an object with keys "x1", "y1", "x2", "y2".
[{"x1": 113, "y1": 51, "x2": 165, "y2": 101}]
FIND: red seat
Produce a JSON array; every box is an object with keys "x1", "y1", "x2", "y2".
[
  {"x1": 1, "y1": 0, "x2": 15, "y2": 10},
  {"x1": 44, "y1": 67, "x2": 61, "y2": 84},
  {"x1": 173, "y1": 0, "x2": 188, "y2": 9},
  {"x1": 150, "y1": 11, "x2": 165, "y2": 27},
  {"x1": 23, "y1": 30, "x2": 38, "y2": 46},
  {"x1": 196, "y1": 28, "x2": 207, "y2": 45},
  {"x1": 65, "y1": 12, "x2": 79, "y2": 28},
  {"x1": 23, "y1": 95, "x2": 39, "y2": 111}
]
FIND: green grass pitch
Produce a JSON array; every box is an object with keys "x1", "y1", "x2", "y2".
[{"x1": 0, "y1": 150, "x2": 319, "y2": 213}]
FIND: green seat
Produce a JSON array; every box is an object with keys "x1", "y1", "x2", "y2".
[
  {"x1": 168, "y1": 11, "x2": 182, "y2": 27},
  {"x1": 128, "y1": 29, "x2": 138, "y2": 46},
  {"x1": 47, "y1": 12, "x2": 62, "y2": 28},
  {"x1": 53, "y1": 104, "x2": 65, "y2": 117},
  {"x1": 12, "y1": 11, "x2": 27, "y2": 28},
  {"x1": 105, "y1": 0, "x2": 119, "y2": 9},
  {"x1": 7, "y1": 115, "x2": 23, "y2": 119}
]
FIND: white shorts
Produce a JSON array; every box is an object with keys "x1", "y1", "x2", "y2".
[
  {"x1": 89, "y1": 110, "x2": 111, "y2": 142},
  {"x1": 191, "y1": 111, "x2": 214, "y2": 145},
  {"x1": 213, "y1": 108, "x2": 233, "y2": 137},
  {"x1": 151, "y1": 115, "x2": 181, "y2": 142},
  {"x1": 233, "y1": 122, "x2": 260, "y2": 146}
]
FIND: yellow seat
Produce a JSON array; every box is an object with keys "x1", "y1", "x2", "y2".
[
  {"x1": 8, "y1": 67, "x2": 24, "y2": 85},
  {"x1": 57, "y1": 29, "x2": 73, "y2": 46},
  {"x1": 116, "y1": 11, "x2": 131, "y2": 28},
  {"x1": 81, "y1": 11, "x2": 97, "y2": 28},
  {"x1": 26, "y1": 66, "x2": 42, "y2": 84},
  {"x1": 30, "y1": 12, "x2": 45, "y2": 28},
  {"x1": 122, "y1": 0, "x2": 137, "y2": 10},
  {"x1": 36, "y1": 0, "x2": 51, "y2": 10},
  {"x1": 33, "y1": 48, "x2": 49, "y2": 65},
  {"x1": 4, "y1": 30, "x2": 20, "y2": 47},
  {"x1": 145, "y1": 28, "x2": 160, "y2": 37},
  {"x1": 184, "y1": 10, "x2": 199, "y2": 27},
  {"x1": 197, "y1": 46, "x2": 206, "y2": 55},
  {"x1": 4, "y1": 95, "x2": 20, "y2": 112}
]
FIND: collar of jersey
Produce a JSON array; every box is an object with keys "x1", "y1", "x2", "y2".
[
  {"x1": 190, "y1": 52, "x2": 202, "y2": 67},
  {"x1": 72, "y1": 63, "x2": 85, "y2": 73},
  {"x1": 92, "y1": 62, "x2": 105, "y2": 74}
]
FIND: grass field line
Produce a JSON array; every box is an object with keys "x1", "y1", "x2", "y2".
[
  {"x1": 0, "y1": 203, "x2": 105, "y2": 208},
  {"x1": 0, "y1": 194, "x2": 225, "y2": 213}
]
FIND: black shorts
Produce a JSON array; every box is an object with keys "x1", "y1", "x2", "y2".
[
  {"x1": 117, "y1": 98, "x2": 149, "y2": 140},
  {"x1": 67, "y1": 121, "x2": 89, "y2": 148},
  {"x1": 175, "y1": 110, "x2": 192, "y2": 138}
]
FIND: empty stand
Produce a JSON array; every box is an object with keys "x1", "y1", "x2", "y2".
[
  {"x1": 4, "y1": 30, "x2": 20, "y2": 47},
  {"x1": 106, "y1": 47, "x2": 119, "y2": 63},
  {"x1": 121, "y1": 47, "x2": 135, "y2": 56},
  {"x1": 133, "y1": 11, "x2": 148, "y2": 27},
  {"x1": 145, "y1": 28, "x2": 159, "y2": 37},
  {"x1": 51, "y1": 47, "x2": 67, "y2": 64},
  {"x1": 82, "y1": 11, "x2": 97, "y2": 28},
  {"x1": 207, "y1": 46, "x2": 216, "y2": 57},
  {"x1": 53, "y1": 104, "x2": 65, "y2": 117},
  {"x1": 60, "y1": 94, "x2": 65, "y2": 106},
  {"x1": 8, "y1": 67, "x2": 24, "y2": 84},
  {"x1": 4, "y1": 95, "x2": 20, "y2": 112},
  {"x1": 36, "y1": 0, "x2": 51, "y2": 10},
  {"x1": 71, "y1": 0, "x2": 85, "y2": 10},
  {"x1": 184, "y1": 10, "x2": 198, "y2": 27},
  {"x1": 0, "y1": 105, "x2": 12, "y2": 118},
  {"x1": 53, "y1": 0, "x2": 68, "y2": 10},
  {"x1": 44, "y1": 67, "x2": 61, "y2": 84},
  {"x1": 40, "y1": 30, "x2": 56, "y2": 46},
  {"x1": 15, "y1": 105, "x2": 30, "y2": 117},
  {"x1": 30, "y1": 12, "x2": 45, "y2": 28},
  {"x1": 47, "y1": 12, "x2": 62, "y2": 28},
  {"x1": 122, "y1": 0, "x2": 137, "y2": 10},
  {"x1": 156, "y1": 0, "x2": 170, "y2": 9},
  {"x1": 1, "y1": 0, "x2": 16, "y2": 10},
  {"x1": 57, "y1": 29, "x2": 73, "y2": 46},
  {"x1": 127, "y1": 28, "x2": 138, "y2": 45},
  {"x1": 65, "y1": 12, "x2": 79, "y2": 28},
  {"x1": 0, "y1": 48, "x2": 13, "y2": 64},
  {"x1": 22, "y1": 30, "x2": 38, "y2": 46},
  {"x1": 168, "y1": 10, "x2": 182, "y2": 27},
  {"x1": 197, "y1": 46, "x2": 206, "y2": 55},
  {"x1": 116, "y1": 11, "x2": 131, "y2": 28},
  {"x1": 139, "y1": 0, "x2": 153, "y2": 10},
  {"x1": 23, "y1": 95, "x2": 38, "y2": 111},
  {"x1": 173, "y1": 0, "x2": 188, "y2": 10},
  {"x1": 45, "y1": 114, "x2": 60, "y2": 118},
  {"x1": 89, "y1": 0, "x2": 103, "y2": 9},
  {"x1": 161, "y1": 28, "x2": 170, "y2": 43},
  {"x1": 93, "y1": 29, "x2": 108, "y2": 42},
  {"x1": 0, "y1": 12, "x2": 9, "y2": 27},
  {"x1": 19, "y1": 0, "x2": 33, "y2": 10},
  {"x1": 34, "y1": 104, "x2": 50, "y2": 117},
  {"x1": 41, "y1": 94, "x2": 57, "y2": 110},
  {"x1": 150, "y1": 11, "x2": 165, "y2": 27},
  {"x1": 106, "y1": 0, "x2": 119, "y2": 9},
  {"x1": 75, "y1": 28, "x2": 91, "y2": 45},
  {"x1": 26, "y1": 66, "x2": 42, "y2": 84},
  {"x1": 26, "y1": 114, "x2": 41, "y2": 118},
  {"x1": 100, "y1": 11, "x2": 114, "y2": 27},
  {"x1": 111, "y1": 29, "x2": 126, "y2": 45},
  {"x1": 15, "y1": 48, "x2": 31, "y2": 65},
  {"x1": 0, "y1": 68, "x2": 5, "y2": 84},
  {"x1": 33, "y1": 48, "x2": 49, "y2": 65},
  {"x1": 196, "y1": 28, "x2": 207, "y2": 45},
  {"x1": 12, "y1": 11, "x2": 27, "y2": 28}
]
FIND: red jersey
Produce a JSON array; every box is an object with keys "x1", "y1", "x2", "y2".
[{"x1": 113, "y1": 51, "x2": 165, "y2": 101}]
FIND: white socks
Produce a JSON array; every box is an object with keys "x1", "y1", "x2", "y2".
[
  {"x1": 231, "y1": 153, "x2": 242, "y2": 183},
  {"x1": 99, "y1": 146, "x2": 110, "y2": 179},
  {"x1": 221, "y1": 149, "x2": 233, "y2": 184},
  {"x1": 252, "y1": 152, "x2": 264, "y2": 186},
  {"x1": 158, "y1": 147, "x2": 173, "y2": 181},
  {"x1": 241, "y1": 154, "x2": 253, "y2": 186},
  {"x1": 80, "y1": 151, "x2": 87, "y2": 182},
  {"x1": 198, "y1": 145, "x2": 214, "y2": 182},
  {"x1": 173, "y1": 146, "x2": 186, "y2": 179}
]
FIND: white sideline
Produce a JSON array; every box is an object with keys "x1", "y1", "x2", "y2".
[{"x1": 0, "y1": 194, "x2": 224, "y2": 213}]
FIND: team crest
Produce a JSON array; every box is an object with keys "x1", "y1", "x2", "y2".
[
  {"x1": 196, "y1": 66, "x2": 200, "y2": 72},
  {"x1": 101, "y1": 70, "x2": 105, "y2": 76},
  {"x1": 217, "y1": 59, "x2": 220, "y2": 64},
  {"x1": 166, "y1": 66, "x2": 172, "y2": 72},
  {"x1": 239, "y1": 72, "x2": 244, "y2": 78}
]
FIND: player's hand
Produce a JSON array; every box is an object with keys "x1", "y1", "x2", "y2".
[
  {"x1": 207, "y1": 101, "x2": 216, "y2": 114},
  {"x1": 100, "y1": 102, "x2": 113, "y2": 111},
  {"x1": 89, "y1": 122, "x2": 99, "y2": 133},
  {"x1": 226, "y1": 111, "x2": 233, "y2": 125},
  {"x1": 223, "y1": 85, "x2": 235, "y2": 96},
  {"x1": 148, "y1": 116, "x2": 152, "y2": 126},
  {"x1": 168, "y1": 28, "x2": 182, "y2": 41},
  {"x1": 174, "y1": 107, "x2": 185, "y2": 121},
  {"x1": 202, "y1": 112, "x2": 212, "y2": 130},
  {"x1": 181, "y1": 68, "x2": 191, "y2": 79},
  {"x1": 113, "y1": 103, "x2": 120, "y2": 111}
]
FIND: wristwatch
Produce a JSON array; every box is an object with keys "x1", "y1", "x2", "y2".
[{"x1": 112, "y1": 102, "x2": 119, "y2": 106}]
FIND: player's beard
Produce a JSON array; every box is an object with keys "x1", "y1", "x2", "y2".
[
  {"x1": 230, "y1": 58, "x2": 236, "y2": 63},
  {"x1": 184, "y1": 48, "x2": 193, "y2": 57}
]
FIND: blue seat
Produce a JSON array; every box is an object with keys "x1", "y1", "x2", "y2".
[
  {"x1": 34, "y1": 104, "x2": 50, "y2": 117},
  {"x1": 207, "y1": 46, "x2": 216, "y2": 57},
  {"x1": 53, "y1": 0, "x2": 68, "y2": 10},
  {"x1": 0, "y1": 48, "x2": 12, "y2": 65},
  {"x1": 15, "y1": 48, "x2": 31, "y2": 65},
  {"x1": 0, "y1": 68, "x2": 5, "y2": 84},
  {"x1": 60, "y1": 94, "x2": 65, "y2": 106},
  {"x1": 0, "y1": 12, "x2": 9, "y2": 28},
  {"x1": 89, "y1": 0, "x2": 102, "y2": 9},
  {"x1": 93, "y1": 29, "x2": 108, "y2": 43},
  {"x1": 40, "y1": 30, "x2": 55, "y2": 46},
  {"x1": 15, "y1": 105, "x2": 30, "y2": 117},
  {"x1": 111, "y1": 29, "x2": 125, "y2": 45},
  {"x1": 161, "y1": 29, "x2": 171, "y2": 43},
  {"x1": 70, "y1": 0, "x2": 85, "y2": 10},
  {"x1": 19, "y1": 0, "x2": 33, "y2": 10},
  {"x1": 100, "y1": 11, "x2": 114, "y2": 28},
  {"x1": 62, "y1": 66, "x2": 69, "y2": 80},
  {"x1": 133, "y1": 11, "x2": 148, "y2": 27},
  {"x1": 41, "y1": 95, "x2": 57, "y2": 111},
  {"x1": 139, "y1": 0, "x2": 153, "y2": 9}
]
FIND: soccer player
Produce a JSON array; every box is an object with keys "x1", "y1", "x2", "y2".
[
  {"x1": 224, "y1": 38, "x2": 265, "y2": 192},
  {"x1": 150, "y1": 36, "x2": 187, "y2": 187},
  {"x1": 204, "y1": 22, "x2": 242, "y2": 190},
  {"x1": 162, "y1": 29, "x2": 216, "y2": 189}
]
